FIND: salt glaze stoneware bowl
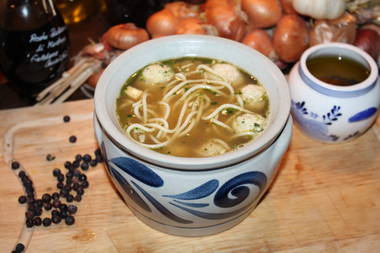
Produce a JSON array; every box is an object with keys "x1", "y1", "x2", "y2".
[
  {"x1": 289, "y1": 43, "x2": 380, "y2": 143},
  {"x1": 94, "y1": 35, "x2": 292, "y2": 236}
]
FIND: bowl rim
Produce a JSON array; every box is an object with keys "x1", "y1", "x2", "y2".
[
  {"x1": 300, "y1": 42, "x2": 379, "y2": 93},
  {"x1": 94, "y1": 34, "x2": 291, "y2": 170}
]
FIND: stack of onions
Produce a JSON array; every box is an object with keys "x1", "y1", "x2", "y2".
[{"x1": 84, "y1": 0, "x2": 380, "y2": 87}]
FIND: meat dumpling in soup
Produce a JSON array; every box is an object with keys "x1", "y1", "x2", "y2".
[
  {"x1": 240, "y1": 84, "x2": 268, "y2": 113},
  {"x1": 196, "y1": 139, "x2": 229, "y2": 157},
  {"x1": 205, "y1": 63, "x2": 245, "y2": 87},
  {"x1": 139, "y1": 63, "x2": 174, "y2": 87},
  {"x1": 232, "y1": 113, "x2": 266, "y2": 134}
]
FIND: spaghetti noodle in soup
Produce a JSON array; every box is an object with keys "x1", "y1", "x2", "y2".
[{"x1": 116, "y1": 57, "x2": 270, "y2": 157}]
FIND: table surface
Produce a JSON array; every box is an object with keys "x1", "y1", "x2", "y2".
[{"x1": 1, "y1": 99, "x2": 380, "y2": 253}]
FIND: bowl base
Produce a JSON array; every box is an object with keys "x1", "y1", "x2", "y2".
[{"x1": 131, "y1": 206, "x2": 255, "y2": 237}]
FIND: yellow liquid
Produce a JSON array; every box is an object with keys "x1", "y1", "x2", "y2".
[
  {"x1": 306, "y1": 55, "x2": 370, "y2": 86},
  {"x1": 55, "y1": 0, "x2": 97, "y2": 24}
]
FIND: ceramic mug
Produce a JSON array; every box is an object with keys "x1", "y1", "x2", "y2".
[
  {"x1": 94, "y1": 35, "x2": 292, "y2": 236},
  {"x1": 289, "y1": 43, "x2": 380, "y2": 143}
]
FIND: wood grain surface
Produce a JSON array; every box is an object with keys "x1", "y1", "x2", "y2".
[{"x1": 1, "y1": 99, "x2": 380, "y2": 253}]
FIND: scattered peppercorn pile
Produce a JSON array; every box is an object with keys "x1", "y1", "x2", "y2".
[{"x1": 10, "y1": 115, "x2": 104, "y2": 253}]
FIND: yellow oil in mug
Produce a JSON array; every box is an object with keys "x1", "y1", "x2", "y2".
[{"x1": 306, "y1": 55, "x2": 370, "y2": 86}]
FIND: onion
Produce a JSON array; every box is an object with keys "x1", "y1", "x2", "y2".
[
  {"x1": 280, "y1": 0, "x2": 297, "y2": 14},
  {"x1": 273, "y1": 15, "x2": 309, "y2": 63},
  {"x1": 242, "y1": 29, "x2": 278, "y2": 60},
  {"x1": 309, "y1": 13, "x2": 357, "y2": 46},
  {"x1": 176, "y1": 18, "x2": 206, "y2": 35},
  {"x1": 87, "y1": 69, "x2": 104, "y2": 88},
  {"x1": 165, "y1": 1, "x2": 200, "y2": 19},
  {"x1": 241, "y1": 0, "x2": 282, "y2": 28},
  {"x1": 146, "y1": 9, "x2": 179, "y2": 38},
  {"x1": 102, "y1": 23, "x2": 149, "y2": 50},
  {"x1": 205, "y1": 0, "x2": 247, "y2": 41},
  {"x1": 354, "y1": 28, "x2": 380, "y2": 60}
]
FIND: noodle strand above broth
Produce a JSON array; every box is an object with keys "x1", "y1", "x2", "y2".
[{"x1": 116, "y1": 57, "x2": 270, "y2": 157}]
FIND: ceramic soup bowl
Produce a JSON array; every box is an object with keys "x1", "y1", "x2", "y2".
[
  {"x1": 94, "y1": 35, "x2": 291, "y2": 236},
  {"x1": 289, "y1": 43, "x2": 380, "y2": 143}
]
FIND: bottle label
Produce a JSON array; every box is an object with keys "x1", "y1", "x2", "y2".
[{"x1": 29, "y1": 25, "x2": 68, "y2": 69}]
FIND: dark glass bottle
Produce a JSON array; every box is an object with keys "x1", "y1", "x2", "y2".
[
  {"x1": 0, "y1": 0, "x2": 69, "y2": 100},
  {"x1": 105, "y1": 0, "x2": 174, "y2": 28}
]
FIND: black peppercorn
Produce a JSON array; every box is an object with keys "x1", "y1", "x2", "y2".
[
  {"x1": 65, "y1": 215, "x2": 75, "y2": 225},
  {"x1": 26, "y1": 218, "x2": 33, "y2": 228},
  {"x1": 52, "y1": 192, "x2": 60, "y2": 200},
  {"x1": 76, "y1": 187, "x2": 84, "y2": 196},
  {"x1": 82, "y1": 181, "x2": 89, "y2": 189},
  {"x1": 57, "y1": 174, "x2": 64, "y2": 182},
  {"x1": 42, "y1": 193, "x2": 51, "y2": 203},
  {"x1": 18, "y1": 195, "x2": 27, "y2": 204},
  {"x1": 46, "y1": 154, "x2": 56, "y2": 161},
  {"x1": 63, "y1": 115, "x2": 70, "y2": 123},
  {"x1": 74, "y1": 194, "x2": 82, "y2": 202},
  {"x1": 42, "y1": 217, "x2": 52, "y2": 227},
  {"x1": 64, "y1": 161, "x2": 72, "y2": 169},
  {"x1": 80, "y1": 162, "x2": 89, "y2": 171},
  {"x1": 25, "y1": 210, "x2": 34, "y2": 219},
  {"x1": 53, "y1": 199, "x2": 61, "y2": 208},
  {"x1": 82, "y1": 154, "x2": 91, "y2": 163},
  {"x1": 18, "y1": 170, "x2": 26, "y2": 178},
  {"x1": 89, "y1": 159, "x2": 98, "y2": 167},
  {"x1": 57, "y1": 182, "x2": 64, "y2": 189},
  {"x1": 66, "y1": 194, "x2": 74, "y2": 203},
  {"x1": 15, "y1": 243, "x2": 25, "y2": 252},
  {"x1": 72, "y1": 160, "x2": 80, "y2": 169},
  {"x1": 75, "y1": 154, "x2": 82, "y2": 161},
  {"x1": 33, "y1": 217, "x2": 42, "y2": 226},
  {"x1": 52, "y1": 215, "x2": 61, "y2": 224},
  {"x1": 53, "y1": 168, "x2": 61, "y2": 177},
  {"x1": 79, "y1": 174, "x2": 87, "y2": 181},
  {"x1": 11, "y1": 161, "x2": 20, "y2": 170},
  {"x1": 69, "y1": 135, "x2": 77, "y2": 143},
  {"x1": 43, "y1": 202, "x2": 52, "y2": 211},
  {"x1": 67, "y1": 205, "x2": 78, "y2": 214}
]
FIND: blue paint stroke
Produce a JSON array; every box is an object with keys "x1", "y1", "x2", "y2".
[
  {"x1": 131, "y1": 181, "x2": 193, "y2": 224},
  {"x1": 348, "y1": 107, "x2": 377, "y2": 122},
  {"x1": 173, "y1": 200, "x2": 209, "y2": 208},
  {"x1": 111, "y1": 157, "x2": 163, "y2": 187},
  {"x1": 214, "y1": 172, "x2": 267, "y2": 208},
  {"x1": 110, "y1": 167, "x2": 151, "y2": 212},
  {"x1": 163, "y1": 179, "x2": 219, "y2": 200}
]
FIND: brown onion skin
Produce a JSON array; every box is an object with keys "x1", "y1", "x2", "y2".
[
  {"x1": 354, "y1": 28, "x2": 380, "y2": 60},
  {"x1": 165, "y1": 1, "x2": 200, "y2": 20},
  {"x1": 146, "y1": 9, "x2": 179, "y2": 38},
  {"x1": 87, "y1": 69, "x2": 105, "y2": 88},
  {"x1": 242, "y1": 29, "x2": 278, "y2": 60},
  {"x1": 205, "y1": 0, "x2": 247, "y2": 41},
  {"x1": 273, "y1": 15, "x2": 309, "y2": 63},
  {"x1": 280, "y1": 0, "x2": 297, "y2": 14},
  {"x1": 309, "y1": 13, "x2": 357, "y2": 46},
  {"x1": 241, "y1": 0, "x2": 282, "y2": 28},
  {"x1": 176, "y1": 18, "x2": 206, "y2": 35},
  {"x1": 102, "y1": 23, "x2": 149, "y2": 50}
]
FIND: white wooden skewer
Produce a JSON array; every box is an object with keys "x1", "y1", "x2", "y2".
[
  {"x1": 35, "y1": 59, "x2": 99, "y2": 106},
  {"x1": 53, "y1": 61, "x2": 101, "y2": 104},
  {"x1": 36, "y1": 58, "x2": 88, "y2": 101}
]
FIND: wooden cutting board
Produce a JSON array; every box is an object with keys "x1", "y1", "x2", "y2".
[{"x1": 1, "y1": 99, "x2": 380, "y2": 253}]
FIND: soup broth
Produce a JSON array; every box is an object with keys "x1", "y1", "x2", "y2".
[
  {"x1": 306, "y1": 55, "x2": 370, "y2": 86},
  {"x1": 116, "y1": 57, "x2": 269, "y2": 157}
]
